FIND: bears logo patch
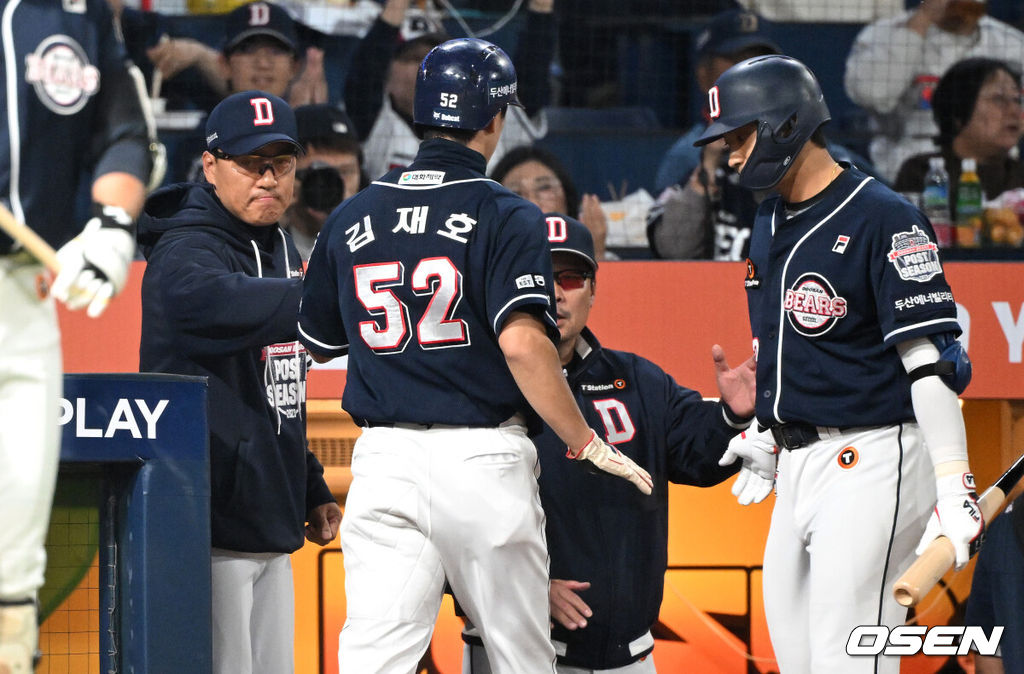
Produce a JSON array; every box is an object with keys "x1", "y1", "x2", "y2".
[
  {"x1": 888, "y1": 225, "x2": 942, "y2": 283},
  {"x1": 25, "y1": 35, "x2": 100, "y2": 115},
  {"x1": 783, "y1": 272, "x2": 847, "y2": 337}
]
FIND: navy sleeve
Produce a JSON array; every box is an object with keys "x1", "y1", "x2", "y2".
[
  {"x1": 304, "y1": 448, "x2": 336, "y2": 513},
  {"x1": 486, "y1": 199, "x2": 557, "y2": 337},
  {"x1": 870, "y1": 197, "x2": 960, "y2": 346},
  {"x1": 513, "y1": 9, "x2": 556, "y2": 116},
  {"x1": 654, "y1": 362, "x2": 741, "y2": 487},
  {"x1": 298, "y1": 218, "x2": 348, "y2": 358},
  {"x1": 343, "y1": 18, "x2": 399, "y2": 140},
  {"x1": 153, "y1": 234, "x2": 302, "y2": 356},
  {"x1": 90, "y1": 4, "x2": 152, "y2": 184}
]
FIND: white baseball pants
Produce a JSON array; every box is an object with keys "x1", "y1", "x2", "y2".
[
  {"x1": 211, "y1": 549, "x2": 294, "y2": 674},
  {"x1": 763, "y1": 424, "x2": 934, "y2": 673},
  {"x1": 0, "y1": 258, "x2": 61, "y2": 602},
  {"x1": 338, "y1": 424, "x2": 556, "y2": 674}
]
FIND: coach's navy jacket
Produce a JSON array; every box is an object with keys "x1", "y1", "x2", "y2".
[
  {"x1": 541, "y1": 328, "x2": 743, "y2": 669},
  {"x1": 138, "y1": 182, "x2": 334, "y2": 553}
]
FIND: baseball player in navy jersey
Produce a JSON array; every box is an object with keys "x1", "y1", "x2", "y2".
[
  {"x1": 297, "y1": 38, "x2": 652, "y2": 674},
  {"x1": 0, "y1": 1, "x2": 157, "y2": 669},
  {"x1": 694, "y1": 55, "x2": 983, "y2": 673},
  {"x1": 460, "y1": 213, "x2": 757, "y2": 673}
]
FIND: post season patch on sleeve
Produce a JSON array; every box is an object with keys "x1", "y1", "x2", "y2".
[
  {"x1": 784, "y1": 272, "x2": 847, "y2": 337},
  {"x1": 399, "y1": 170, "x2": 445, "y2": 185},
  {"x1": 887, "y1": 225, "x2": 942, "y2": 282}
]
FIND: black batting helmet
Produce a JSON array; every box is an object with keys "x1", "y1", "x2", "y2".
[
  {"x1": 413, "y1": 38, "x2": 523, "y2": 133},
  {"x1": 694, "y1": 55, "x2": 831, "y2": 190}
]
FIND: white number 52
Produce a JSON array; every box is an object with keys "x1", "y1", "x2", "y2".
[{"x1": 439, "y1": 93, "x2": 459, "y2": 108}]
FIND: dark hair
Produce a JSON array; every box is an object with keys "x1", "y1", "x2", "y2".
[
  {"x1": 416, "y1": 126, "x2": 480, "y2": 143},
  {"x1": 489, "y1": 145, "x2": 581, "y2": 218},
  {"x1": 932, "y1": 57, "x2": 1022, "y2": 146}
]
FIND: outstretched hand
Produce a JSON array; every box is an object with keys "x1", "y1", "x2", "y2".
[
  {"x1": 711, "y1": 344, "x2": 756, "y2": 419},
  {"x1": 550, "y1": 579, "x2": 592, "y2": 631}
]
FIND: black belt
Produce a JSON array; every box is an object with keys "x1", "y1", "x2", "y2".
[{"x1": 770, "y1": 422, "x2": 824, "y2": 450}]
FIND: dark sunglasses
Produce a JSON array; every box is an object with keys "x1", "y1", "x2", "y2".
[{"x1": 553, "y1": 269, "x2": 593, "y2": 290}]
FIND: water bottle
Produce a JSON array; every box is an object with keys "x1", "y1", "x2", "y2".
[
  {"x1": 956, "y1": 158, "x2": 983, "y2": 248},
  {"x1": 922, "y1": 156, "x2": 953, "y2": 248}
]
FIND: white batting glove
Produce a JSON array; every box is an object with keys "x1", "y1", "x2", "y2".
[
  {"x1": 915, "y1": 472, "x2": 984, "y2": 570},
  {"x1": 52, "y1": 205, "x2": 136, "y2": 318},
  {"x1": 568, "y1": 432, "x2": 653, "y2": 495},
  {"x1": 718, "y1": 428, "x2": 777, "y2": 505}
]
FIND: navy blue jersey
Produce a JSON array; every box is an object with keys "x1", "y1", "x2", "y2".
[
  {"x1": 139, "y1": 183, "x2": 334, "y2": 554},
  {"x1": 0, "y1": 0, "x2": 150, "y2": 254},
  {"x1": 299, "y1": 139, "x2": 557, "y2": 427},
  {"x1": 745, "y1": 167, "x2": 960, "y2": 428},
  {"x1": 538, "y1": 329, "x2": 741, "y2": 669}
]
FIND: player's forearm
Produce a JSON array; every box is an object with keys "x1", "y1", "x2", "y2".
[
  {"x1": 92, "y1": 172, "x2": 146, "y2": 220},
  {"x1": 499, "y1": 313, "x2": 592, "y2": 450},
  {"x1": 897, "y1": 338, "x2": 970, "y2": 472}
]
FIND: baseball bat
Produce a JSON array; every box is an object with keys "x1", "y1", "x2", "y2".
[
  {"x1": 893, "y1": 452, "x2": 1024, "y2": 607},
  {"x1": 0, "y1": 202, "x2": 60, "y2": 273}
]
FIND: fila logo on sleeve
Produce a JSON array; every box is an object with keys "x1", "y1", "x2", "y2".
[
  {"x1": 547, "y1": 216, "x2": 568, "y2": 243},
  {"x1": 251, "y1": 97, "x2": 274, "y2": 126}
]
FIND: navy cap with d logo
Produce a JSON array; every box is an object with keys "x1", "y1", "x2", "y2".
[
  {"x1": 545, "y1": 213, "x2": 597, "y2": 271},
  {"x1": 205, "y1": 90, "x2": 302, "y2": 156}
]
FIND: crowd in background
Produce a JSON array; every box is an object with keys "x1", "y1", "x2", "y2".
[{"x1": 116, "y1": 0, "x2": 1024, "y2": 262}]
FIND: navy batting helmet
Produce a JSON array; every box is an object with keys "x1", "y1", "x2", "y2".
[
  {"x1": 413, "y1": 38, "x2": 523, "y2": 133},
  {"x1": 694, "y1": 55, "x2": 830, "y2": 190}
]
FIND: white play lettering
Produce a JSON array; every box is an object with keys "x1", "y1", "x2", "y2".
[
  {"x1": 992, "y1": 301, "x2": 1024, "y2": 363},
  {"x1": 58, "y1": 398, "x2": 170, "y2": 439}
]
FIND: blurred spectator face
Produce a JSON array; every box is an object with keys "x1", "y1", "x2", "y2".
[
  {"x1": 226, "y1": 36, "x2": 298, "y2": 97},
  {"x1": 501, "y1": 160, "x2": 567, "y2": 214},
  {"x1": 959, "y1": 68, "x2": 1023, "y2": 158},
  {"x1": 939, "y1": 0, "x2": 986, "y2": 33},
  {"x1": 388, "y1": 45, "x2": 433, "y2": 119}
]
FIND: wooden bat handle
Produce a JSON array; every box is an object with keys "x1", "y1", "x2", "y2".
[
  {"x1": 0, "y1": 203, "x2": 60, "y2": 273},
  {"x1": 893, "y1": 487, "x2": 1004, "y2": 607}
]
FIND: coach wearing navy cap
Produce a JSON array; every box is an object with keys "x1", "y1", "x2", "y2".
[{"x1": 137, "y1": 90, "x2": 340, "y2": 674}]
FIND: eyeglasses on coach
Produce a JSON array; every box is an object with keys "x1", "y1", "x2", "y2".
[
  {"x1": 553, "y1": 269, "x2": 593, "y2": 290},
  {"x1": 213, "y1": 149, "x2": 297, "y2": 178}
]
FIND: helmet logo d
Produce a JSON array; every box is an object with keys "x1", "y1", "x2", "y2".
[{"x1": 708, "y1": 86, "x2": 721, "y2": 120}]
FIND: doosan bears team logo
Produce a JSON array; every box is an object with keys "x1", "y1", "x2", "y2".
[
  {"x1": 25, "y1": 35, "x2": 100, "y2": 115},
  {"x1": 888, "y1": 225, "x2": 942, "y2": 282},
  {"x1": 783, "y1": 272, "x2": 847, "y2": 337}
]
